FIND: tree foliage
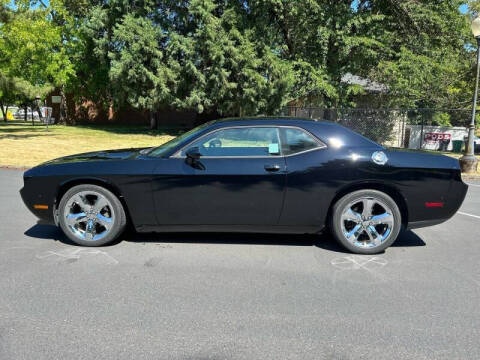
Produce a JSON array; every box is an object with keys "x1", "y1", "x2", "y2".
[
  {"x1": 1, "y1": 0, "x2": 478, "y2": 121},
  {"x1": 0, "y1": 0, "x2": 72, "y2": 119}
]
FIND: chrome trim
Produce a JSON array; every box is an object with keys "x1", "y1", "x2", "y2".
[{"x1": 171, "y1": 125, "x2": 327, "y2": 159}]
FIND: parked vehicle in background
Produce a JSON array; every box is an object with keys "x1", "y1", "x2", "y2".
[
  {"x1": 13, "y1": 107, "x2": 50, "y2": 121},
  {"x1": 20, "y1": 117, "x2": 468, "y2": 254},
  {"x1": 14, "y1": 107, "x2": 38, "y2": 120}
]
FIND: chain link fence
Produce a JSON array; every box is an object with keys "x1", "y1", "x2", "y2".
[{"x1": 280, "y1": 107, "x2": 474, "y2": 152}]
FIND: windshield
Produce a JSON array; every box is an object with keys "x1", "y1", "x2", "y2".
[{"x1": 148, "y1": 121, "x2": 214, "y2": 157}]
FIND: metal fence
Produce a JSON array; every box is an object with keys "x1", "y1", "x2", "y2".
[{"x1": 280, "y1": 107, "x2": 473, "y2": 151}]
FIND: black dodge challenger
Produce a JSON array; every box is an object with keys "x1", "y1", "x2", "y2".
[{"x1": 20, "y1": 117, "x2": 468, "y2": 254}]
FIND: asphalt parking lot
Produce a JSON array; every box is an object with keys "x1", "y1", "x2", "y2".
[{"x1": 1, "y1": 169, "x2": 479, "y2": 360}]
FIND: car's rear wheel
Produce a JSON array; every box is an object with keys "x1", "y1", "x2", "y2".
[
  {"x1": 58, "y1": 184, "x2": 126, "y2": 247},
  {"x1": 330, "y1": 189, "x2": 401, "y2": 254}
]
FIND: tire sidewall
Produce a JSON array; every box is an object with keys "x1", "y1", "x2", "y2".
[
  {"x1": 58, "y1": 184, "x2": 126, "y2": 247},
  {"x1": 331, "y1": 189, "x2": 402, "y2": 254}
]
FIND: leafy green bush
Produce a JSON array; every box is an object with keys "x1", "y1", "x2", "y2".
[{"x1": 432, "y1": 112, "x2": 452, "y2": 127}]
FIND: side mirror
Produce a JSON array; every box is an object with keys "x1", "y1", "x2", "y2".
[
  {"x1": 185, "y1": 147, "x2": 201, "y2": 160},
  {"x1": 185, "y1": 147, "x2": 205, "y2": 169}
]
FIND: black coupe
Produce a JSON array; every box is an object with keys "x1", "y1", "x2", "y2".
[{"x1": 20, "y1": 117, "x2": 468, "y2": 254}]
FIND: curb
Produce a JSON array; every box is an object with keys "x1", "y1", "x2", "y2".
[
  {"x1": 0, "y1": 165, "x2": 30, "y2": 171},
  {"x1": 462, "y1": 174, "x2": 480, "y2": 180}
]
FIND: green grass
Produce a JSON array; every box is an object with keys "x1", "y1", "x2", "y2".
[{"x1": 0, "y1": 121, "x2": 179, "y2": 167}]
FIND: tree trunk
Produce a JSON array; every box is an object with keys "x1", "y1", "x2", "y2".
[
  {"x1": 24, "y1": 105, "x2": 27, "y2": 122},
  {"x1": 0, "y1": 102, "x2": 6, "y2": 122},
  {"x1": 35, "y1": 105, "x2": 43, "y2": 122},
  {"x1": 150, "y1": 111, "x2": 157, "y2": 130},
  {"x1": 59, "y1": 86, "x2": 67, "y2": 124}
]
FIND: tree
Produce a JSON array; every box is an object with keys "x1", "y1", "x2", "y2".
[
  {"x1": 0, "y1": 74, "x2": 16, "y2": 121},
  {"x1": 244, "y1": 0, "x2": 473, "y2": 109},
  {"x1": 108, "y1": 14, "x2": 175, "y2": 121},
  {"x1": 0, "y1": 1, "x2": 73, "y2": 120},
  {"x1": 367, "y1": 0, "x2": 472, "y2": 109},
  {"x1": 105, "y1": 0, "x2": 293, "y2": 124},
  {"x1": 164, "y1": 0, "x2": 293, "y2": 116},
  {"x1": 61, "y1": 0, "x2": 478, "y2": 119}
]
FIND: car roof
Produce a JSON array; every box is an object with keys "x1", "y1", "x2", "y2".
[{"x1": 209, "y1": 116, "x2": 331, "y2": 126}]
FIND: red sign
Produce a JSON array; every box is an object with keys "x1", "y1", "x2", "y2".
[{"x1": 424, "y1": 132, "x2": 451, "y2": 142}]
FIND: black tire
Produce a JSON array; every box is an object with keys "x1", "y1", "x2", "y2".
[
  {"x1": 58, "y1": 184, "x2": 126, "y2": 247},
  {"x1": 330, "y1": 189, "x2": 402, "y2": 254}
]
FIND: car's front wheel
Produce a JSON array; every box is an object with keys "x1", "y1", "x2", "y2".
[
  {"x1": 58, "y1": 184, "x2": 126, "y2": 246},
  {"x1": 330, "y1": 189, "x2": 401, "y2": 254}
]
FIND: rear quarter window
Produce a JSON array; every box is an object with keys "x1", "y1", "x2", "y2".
[{"x1": 280, "y1": 127, "x2": 324, "y2": 155}]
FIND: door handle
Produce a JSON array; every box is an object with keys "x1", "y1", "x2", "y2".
[{"x1": 264, "y1": 164, "x2": 281, "y2": 172}]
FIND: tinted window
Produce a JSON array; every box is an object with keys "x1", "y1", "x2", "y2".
[
  {"x1": 149, "y1": 121, "x2": 214, "y2": 157},
  {"x1": 181, "y1": 127, "x2": 281, "y2": 157},
  {"x1": 281, "y1": 128, "x2": 321, "y2": 155}
]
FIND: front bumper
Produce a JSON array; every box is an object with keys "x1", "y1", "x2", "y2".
[{"x1": 20, "y1": 185, "x2": 56, "y2": 225}]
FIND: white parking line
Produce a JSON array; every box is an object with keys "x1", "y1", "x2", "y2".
[
  {"x1": 458, "y1": 211, "x2": 480, "y2": 220},
  {"x1": 465, "y1": 183, "x2": 480, "y2": 187}
]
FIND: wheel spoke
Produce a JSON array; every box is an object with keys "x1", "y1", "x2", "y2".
[
  {"x1": 72, "y1": 194, "x2": 90, "y2": 211},
  {"x1": 95, "y1": 213, "x2": 112, "y2": 230},
  {"x1": 92, "y1": 196, "x2": 109, "y2": 213},
  {"x1": 65, "y1": 212, "x2": 86, "y2": 226},
  {"x1": 362, "y1": 198, "x2": 375, "y2": 218},
  {"x1": 367, "y1": 225, "x2": 382, "y2": 246},
  {"x1": 341, "y1": 208, "x2": 362, "y2": 223},
  {"x1": 371, "y1": 212, "x2": 393, "y2": 225},
  {"x1": 345, "y1": 224, "x2": 362, "y2": 241}
]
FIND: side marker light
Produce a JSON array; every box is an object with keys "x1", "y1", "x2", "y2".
[
  {"x1": 425, "y1": 202, "x2": 444, "y2": 208},
  {"x1": 34, "y1": 205, "x2": 49, "y2": 210}
]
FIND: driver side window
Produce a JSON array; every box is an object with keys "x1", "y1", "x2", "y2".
[{"x1": 180, "y1": 127, "x2": 281, "y2": 157}]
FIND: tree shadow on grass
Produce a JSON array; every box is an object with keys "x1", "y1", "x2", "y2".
[
  {"x1": 0, "y1": 125, "x2": 50, "y2": 133},
  {"x1": 70, "y1": 124, "x2": 185, "y2": 137},
  {"x1": 25, "y1": 224, "x2": 426, "y2": 254},
  {"x1": 0, "y1": 122, "x2": 185, "y2": 137},
  {"x1": 0, "y1": 133, "x2": 54, "y2": 140}
]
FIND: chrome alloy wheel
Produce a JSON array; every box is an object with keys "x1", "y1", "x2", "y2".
[
  {"x1": 340, "y1": 196, "x2": 394, "y2": 249},
  {"x1": 63, "y1": 190, "x2": 115, "y2": 242}
]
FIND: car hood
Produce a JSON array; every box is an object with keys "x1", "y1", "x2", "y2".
[{"x1": 39, "y1": 147, "x2": 153, "y2": 166}]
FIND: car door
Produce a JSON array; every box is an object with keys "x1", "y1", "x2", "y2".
[
  {"x1": 277, "y1": 126, "x2": 331, "y2": 227},
  {"x1": 151, "y1": 126, "x2": 287, "y2": 226}
]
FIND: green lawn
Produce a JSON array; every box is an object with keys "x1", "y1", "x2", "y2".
[{"x1": 0, "y1": 121, "x2": 178, "y2": 167}]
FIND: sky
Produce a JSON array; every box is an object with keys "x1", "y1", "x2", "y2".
[
  {"x1": 351, "y1": 1, "x2": 469, "y2": 15},
  {"x1": 7, "y1": 0, "x2": 472, "y2": 15}
]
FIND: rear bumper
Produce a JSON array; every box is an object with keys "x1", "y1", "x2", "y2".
[
  {"x1": 407, "y1": 218, "x2": 450, "y2": 230},
  {"x1": 406, "y1": 177, "x2": 467, "y2": 230}
]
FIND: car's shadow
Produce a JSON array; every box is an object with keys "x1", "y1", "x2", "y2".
[{"x1": 24, "y1": 224, "x2": 426, "y2": 254}]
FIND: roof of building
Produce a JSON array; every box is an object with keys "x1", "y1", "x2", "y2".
[{"x1": 341, "y1": 73, "x2": 388, "y2": 93}]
